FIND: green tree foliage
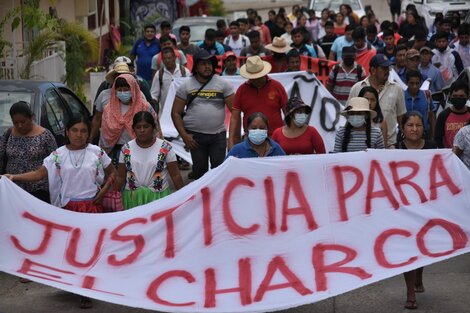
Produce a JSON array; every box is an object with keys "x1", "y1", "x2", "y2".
[
  {"x1": 207, "y1": 0, "x2": 226, "y2": 17},
  {"x1": 1, "y1": 0, "x2": 98, "y2": 100}
]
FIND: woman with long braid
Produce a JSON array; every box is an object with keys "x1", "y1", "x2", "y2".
[{"x1": 334, "y1": 97, "x2": 384, "y2": 152}]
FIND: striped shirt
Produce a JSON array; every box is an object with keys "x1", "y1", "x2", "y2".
[
  {"x1": 333, "y1": 126, "x2": 384, "y2": 152},
  {"x1": 327, "y1": 64, "x2": 365, "y2": 105}
]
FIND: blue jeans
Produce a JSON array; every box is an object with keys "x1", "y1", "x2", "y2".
[{"x1": 187, "y1": 130, "x2": 226, "y2": 179}]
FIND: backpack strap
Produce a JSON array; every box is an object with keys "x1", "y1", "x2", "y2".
[
  {"x1": 356, "y1": 64, "x2": 363, "y2": 81},
  {"x1": 242, "y1": 36, "x2": 247, "y2": 47},
  {"x1": 180, "y1": 64, "x2": 186, "y2": 77},
  {"x1": 333, "y1": 64, "x2": 340, "y2": 82}
]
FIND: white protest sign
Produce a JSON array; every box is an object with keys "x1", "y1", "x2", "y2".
[
  {"x1": 1, "y1": 150, "x2": 470, "y2": 312},
  {"x1": 160, "y1": 71, "x2": 345, "y2": 162}
]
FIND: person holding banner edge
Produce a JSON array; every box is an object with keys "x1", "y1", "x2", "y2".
[
  {"x1": 116, "y1": 111, "x2": 183, "y2": 210},
  {"x1": 3, "y1": 115, "x2": 116, "y2": 309},
  {"x1": 396, "y1": 111, "x2": 437, "y2": 309}
]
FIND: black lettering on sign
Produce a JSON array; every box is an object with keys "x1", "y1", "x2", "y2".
[{"x1": 290, "y1": 73, "x2": 342, "y2": 132}]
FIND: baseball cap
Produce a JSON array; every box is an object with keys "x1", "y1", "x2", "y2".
[
  {"x1": 369, "y1": 54, "x2": 394, "y2": 68},
  {"x1": 419, "y1": 46, "x2": 433, "y2": 54},
  {"x1": 222, "y1": 51, "x2": 237, "y2": 62},
  {"x1": 406, "y1": 49, "x2": 420, "y2": 59}
]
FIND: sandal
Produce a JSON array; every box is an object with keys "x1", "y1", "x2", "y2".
[
  {"x1": 79, "y1": 296, "x2": 93, "y2": 309},
  {"x1": 414, "y1": 285, "x2": 425, "y2": 293},
  {"x1": 405, "y1": 300, "x2": 417, "y2": 310}
]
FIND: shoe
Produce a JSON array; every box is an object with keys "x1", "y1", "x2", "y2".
[
  {"x1": 404, "y1": 300, "x2": 417, "y2": 310},
  {"x1": 79, "y1": 296, "x2": 93, "y2": 309}
]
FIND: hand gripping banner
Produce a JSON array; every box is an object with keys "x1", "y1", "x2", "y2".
[{"x1": 1, "y1": 150, "x2": 470, "y2": 312}]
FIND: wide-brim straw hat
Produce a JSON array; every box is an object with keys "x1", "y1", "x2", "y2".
[
  {"x1": 105, "y1": 62, "x2": 131, "y2": 83},
  {"x1": 240, "y1": 56, "x2": 272, "y2": 79},
  {"x1": 265, "y1": 36, "x2": 292, "y2": 53},
  {"x1": 341, "y1": 97, "x2": 377, "y2": 119}
]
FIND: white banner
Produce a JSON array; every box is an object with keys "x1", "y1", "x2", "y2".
[
  {"x1": 160, "y1": 71, "x2": 346, "y2": 162},
  {"x1": 1, "y1": 150, "x2": 470, "y2": 312}
]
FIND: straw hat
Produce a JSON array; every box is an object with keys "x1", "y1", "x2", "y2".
[
  {"x1": 341, "y1": 97, "x2": 377, "y2": 119},
  {"x1": 265, "y1": 37, "x2": 292, "y2": 53},
  {"x1": 240, "y1": 56, "x2": 272, "y2": 79},
  {"x1": 105, "y1": 62, "x2": 131, "y2": 83}
]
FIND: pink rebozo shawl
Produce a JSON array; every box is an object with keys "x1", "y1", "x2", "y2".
[{"x1": 100, "y1": 74, "x2": 156, "y2": 153}]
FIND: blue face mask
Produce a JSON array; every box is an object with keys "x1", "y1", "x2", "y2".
[
  {"x1": 294, "y1": 113, "x2": 308, "y2": 126},
  {"x1": 116, "y1": 91, "x2": 132, "y2": 104},
  {"x1": 347, "y1": 115, "x2": 366, "y2": 128},
  {"x1": 248, "y1": 129, "x2": 268, "y2": 145}
]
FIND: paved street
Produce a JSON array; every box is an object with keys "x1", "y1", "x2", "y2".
[
  {"x1": 1, "y1": 253, "x2": 469, "y2": 312},
  {"x1": 3, "y1": 1, "x2": 468, "y2": 313}
]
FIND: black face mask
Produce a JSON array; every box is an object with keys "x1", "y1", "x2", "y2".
[
  {"x1": 343, "y1": 57, "x2": 355, "y2": 67},
  {"x1": 450, "y1": 97, "x2": 467, "y2": 110}
]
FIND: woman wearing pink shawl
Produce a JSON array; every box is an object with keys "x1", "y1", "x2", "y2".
[{"x1": 100, "y1": 74, "x2": 159, "y2": 164}]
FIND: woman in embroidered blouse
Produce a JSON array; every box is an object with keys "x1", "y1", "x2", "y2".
[
  {"x1": 4, "y1": 116, "x2": 115, "y2": 213},
  {"x1": 0, "y1": 101, "x2": 57, "y2": 202},
  {"x1": 116, "y1": 111, "x2": 184, "y2": 210}
]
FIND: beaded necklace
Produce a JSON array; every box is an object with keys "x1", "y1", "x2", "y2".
[{"x1": 68, "y1": 148, "x2": 87, "y2": 168}]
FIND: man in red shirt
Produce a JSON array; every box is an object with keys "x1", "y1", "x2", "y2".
[
  {"x1": 228, "y1": 56, "x2": 288, "y2": 150},
  {"x1": 434, "y1": 79, "x2": 470, "y2": 148}
]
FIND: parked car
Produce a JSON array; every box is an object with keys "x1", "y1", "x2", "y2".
[
  {"x1": 171, "y1": 16, "x2": 229, "y2": 44},
  {"x1": 0, "y1": 80, "x2": 91, "y2": 146},
  {"x1": 308, "y1": 0, "x2": 365, "y2": 21},
  {"x1": 401, "y1": 0, "x2": 470, "y2": 29}
]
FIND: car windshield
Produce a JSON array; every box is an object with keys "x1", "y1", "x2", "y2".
[
  {"x1": 0, "y1": 92, "x2": 34, "y2": 128},
  {"x1": 173, "y1": 24, "x2": 214, "y2": 43},
  {"x1": 312, "y1": 0, "x2": 361, "y2": 11}
]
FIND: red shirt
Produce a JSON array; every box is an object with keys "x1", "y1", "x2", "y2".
[
  {"x1": 272, "y1": 126, "x2": 326, "y2": 155},
  {"x1": 264, "y1": 55, "x2": 288, "y2": 73},
  {"x1": 444, "y1": 111, "x2": 470, "y2": 148},
  {"x1": 234, "y1": 77, "x2": 288, "y2": 135}
]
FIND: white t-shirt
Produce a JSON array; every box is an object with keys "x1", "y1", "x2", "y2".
[
  {"x1": 43, "y1": 144, "x2": 112, "y2": 207},
  {"x1": 118, "y1": 139, "x2": 177, "y2": 191},
  {"x1": 150, "y1": 65, "x2": 190, "y2": 112},
  {"x1": 224, "y1": 35, "x2": 249, "y2": 56}
]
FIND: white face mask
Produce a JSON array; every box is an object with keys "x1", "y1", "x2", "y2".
[
  {"x1": 293, "y1": 113, "x2": 308, "y2": 126},
  {"x1": 348, "y1": 115, "x2": 366, "y2": 127}
]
